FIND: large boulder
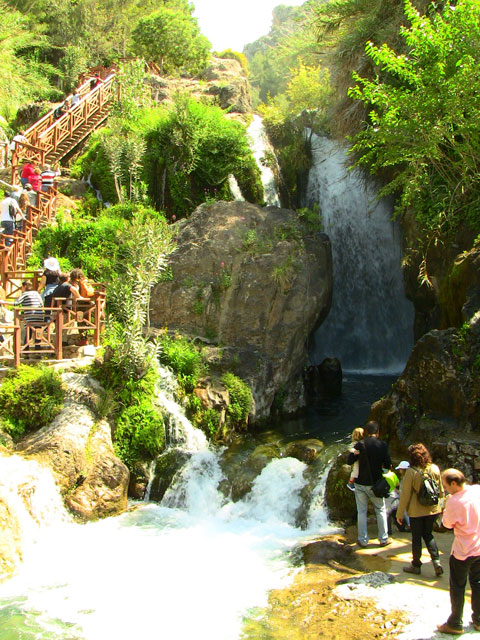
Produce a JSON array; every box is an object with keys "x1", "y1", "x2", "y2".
[
  {"x1": 150, "y1": 200, "x2": 332, "y2": 420},
  {"x1": 148, "y1": 56, "x2": 252, "y2": 115},
  {"x1": 15, "y1": 373, "x2": 129, "y2": 520},
  {"x1": 369, "y1": 325, "x2": 480, "y2": 479}
]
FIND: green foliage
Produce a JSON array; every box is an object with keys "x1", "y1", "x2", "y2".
[
  {"x1": 0, "y1": 365, "x2": 63, "y2": 439},
  {"x1": 158, "y1": 334, "x2": 206, "y2": 393},
  {"x1": 28, "y1": 209, "x2": 128, "y2": 281},
  {"x1": 114, "y1": 400, "x2": 164, "y2": 467},
  {"x1": 221, "y1": 372, "x2": 251, "y2": 427},
  {"x1": 186, "y1": 394, "x2": 220, "y2": 437},
  {"x1": 106, "y1": 213, "x2": 175, "y2": 380},
  {"x1": 348, "y1": 0, "x2": 480, "y2": 238},
  {"x1": 112, "y1": 58, "x2": 151, "y2": 120},
  {"x1": 144, "y1": 95, "x2": 263, "y2": 216},
  {"x1": 92, "y1": 361, "x2": 165, "y2": 468},
  {"x1": 131, "y1": 7, "x2": 211, "y2": 75},
  {"x1": 0, "y1": 2, "x2": 59, "y2": 120},
  {"x1": 71, "y1": 134, "x2": 117, "y2": 204}
]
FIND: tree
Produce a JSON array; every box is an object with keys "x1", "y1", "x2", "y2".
[
  {"x1": 0, "y1": 2, "x2": 58, "y2": 119},
  {"x1": 131, "y1": 7, "x2": 210, "y2": 75},
  {"x1": 348, "y1": 0, "x2": 480, "y2": 239}
]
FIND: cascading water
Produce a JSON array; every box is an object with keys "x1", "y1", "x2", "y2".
[
  {"x1": 306, "y1": 135, "x2": 414, "y2": 373},
  {"x1": 247, "y1": 114, "x2": 281, "y2": 206},
  {"x1": 0, "y1": 371, "x2": 338, "y2": 640}
]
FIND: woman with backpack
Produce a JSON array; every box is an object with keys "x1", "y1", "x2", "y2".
[{"x1": 396, "y1": 443, "x2": 444, "y2": 576}]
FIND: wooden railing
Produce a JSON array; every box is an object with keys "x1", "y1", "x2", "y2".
[
  {"x1": 0, "y1": 294, "x2": 106, "y2": 365},
  {"x1": 0, "y1": 188, "x2": 57, "y2": 285},
  {"x1": 11, "y1": 73, "x2": 116, "y2": 184}
]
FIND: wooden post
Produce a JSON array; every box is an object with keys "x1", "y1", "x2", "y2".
[
  {"x1": 13, "y1": 310, "x2": 20, "y2": 367},
  {"x1": 55, "y1": 308, "x2": 63, "y2": 360},
  {"x1": 94, "y1": 296, "x2": 101, "y2": 346}
]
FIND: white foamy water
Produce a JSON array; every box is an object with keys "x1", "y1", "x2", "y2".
[{"x1": 0, "y1": 445, "x2": 334, "y2": 639}]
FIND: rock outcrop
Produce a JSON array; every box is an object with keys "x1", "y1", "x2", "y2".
[
  {"x1": 369, "y1": 321, "x2": 480, "y2": 481},
  {"x1": 15, "y1": 373, "x2": 129, "y2": 520},
  {"x1": 148, "y1": 56, "x2": 252, "y2": 116},
  {"x1": 150, "y1": 200, "x2": 332, "y2": 420}
]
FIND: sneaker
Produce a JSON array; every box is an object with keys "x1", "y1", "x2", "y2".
[
  {"x1": 436, "y1": 622, "x2": 463, "y2": 635},
  {"x1": 346, "y1": 483, "x2": 355, "y2": 492},
  {"x1": 356, "y1": 540, "x2": 368, "y2": 548},
  {"x1": 379, "y1": 538, "x2": 392, "y2": 547},
  {"x1": 433, "y1": 562, "x2": 444, "y2": 577},
  {"x1": 403, "y1": 564, "x2": 421, "y2": 575}
]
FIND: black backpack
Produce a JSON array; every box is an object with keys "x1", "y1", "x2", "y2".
[{"x1": 415, "y1": 468, "x2": 440, "y2": 506}]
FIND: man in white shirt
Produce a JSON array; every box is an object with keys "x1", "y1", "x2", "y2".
[{"x1": 1, "y1": 193, "x2": 23, "y2": 245}]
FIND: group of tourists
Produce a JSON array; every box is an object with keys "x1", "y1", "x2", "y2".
[
  {"x1": 0, "y1": 257, "x2": 96, "y2": 352},
  {"x1": 19, "y1": 160, "x2": 60, "y2": 192},
  {"x1": 347, "y1": 421, "x2": 480, "y2": 635}
]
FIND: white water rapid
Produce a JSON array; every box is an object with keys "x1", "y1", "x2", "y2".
[
  {"x1": 0, "y1": 374, "x2": 338, "y2": 639},
  {"x1": 306, "y1": 135, "x2": 414, "y2": 373},
  {"x1": 247, "y1": 115, "x2": 281, "y2": 206}
]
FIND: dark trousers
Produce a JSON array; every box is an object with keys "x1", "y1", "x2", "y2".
[
  {"x1": 448, "y1": 554, "x2": 480, "y2": 629},
  {"x1": 1, "y1": 220, "x2": 14, "y2": 245},
  {"x1": 409, "y1": 514, "x2": 439, "y2": 566}
]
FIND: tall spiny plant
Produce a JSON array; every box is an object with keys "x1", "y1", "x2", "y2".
[{"x1": 107, "y1": 213, "x2": 175, "y2": 379}]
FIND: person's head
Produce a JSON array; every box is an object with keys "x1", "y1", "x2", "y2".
[
  {"x1": 365, "y1": 421, "x2": 380, "y2": 437},
  {"x1": 408, "y1": 443, "x2": 432, "y2": 469},
  {"x1": 21, "y1": 280, "x2": 33, "y2": 291},
  {"x1": 58, "y1": 272, "x2": 69, "y2": 284},
  {"x1": 442, "y1": 468, "x2": 466, "y2": 494},
  {"x1": 44, "y1": 164, "x2": 51, "y2": 171},
  {"x1": 70, "y1": 268, "x2": 84, "y2": 283},
  {"x1": 34, "y1": 167, "x2": 41, "y2": 175},
  {"x1": 43, "y1": 257, "x2": 60, "y2": 273},
  {"x1": 25, "y1": 183, "x2": 32, "y2": 191},
  {"x1": 352, "y1": 427, "x2": 364, "y2": 442}
]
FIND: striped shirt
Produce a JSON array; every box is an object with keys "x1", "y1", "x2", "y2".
[
  {"x1": 15, "y1": 290, "x2": 43, "y2": 323},
  {"x1": 40, "y1": 169, "x2": 58, "y2": 188}
]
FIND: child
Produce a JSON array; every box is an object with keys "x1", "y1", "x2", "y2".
[{"x1": 347, "y1": 427, "x2": 364, "y2": 491}]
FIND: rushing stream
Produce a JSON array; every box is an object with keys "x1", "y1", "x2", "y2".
[{"x1": 0, "y1": 373, "x2": 342, "y2": 640}]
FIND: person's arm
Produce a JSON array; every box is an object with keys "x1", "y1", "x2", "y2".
[
  {"x1": 441, "y1": 496, "x2": 457, "y2": 529},
  {"x1": 70, "y1": 284, "x2": 80, "y2": 299},
  {"x1": 37, "y1": 275, "x2": 46, "y2": 292},
  {"x1": 396, "y1": 468, "x2": 414, "y2": 524},
  {"x1": 347, "y1": 442, "x2": 360, "y2": 465}
]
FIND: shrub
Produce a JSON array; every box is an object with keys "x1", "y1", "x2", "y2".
[
  {"x1": 158, "y1": 334, "x2": 206, "y2": 393},
  {"x1": 114, "y1": 400, "x2": 165, "y2": 468},
  {"x1": 0, "y1": 365, "x2": 64, "y2": 439},
  {"x1": 221, "y1": 372, "x2": 251, "y2": 427}
]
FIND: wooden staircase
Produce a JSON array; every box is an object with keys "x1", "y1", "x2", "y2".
[{"x1": 11, "y1": 73, "x2": 116, "y2": 180}]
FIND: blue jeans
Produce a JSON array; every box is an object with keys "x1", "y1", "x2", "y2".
[
  {"x1": 354, "y1": 483, "x2": 388, "y2": 544},
  {"x1": 1, "y1": 220, "x2": 14, "y2": 246}
]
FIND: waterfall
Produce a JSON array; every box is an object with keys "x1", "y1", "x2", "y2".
[
  {"x1": 155, "y1": 365, "x2": 208, "y2": 452},
  {"x1": 306, "y1": 135, "x2": 414, "y2": 373},
  {"x1": 247, "y1": 114, "x2": 281, "y2": 206}
]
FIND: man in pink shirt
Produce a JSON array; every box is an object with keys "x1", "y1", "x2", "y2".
[{"x1": 437, "y1": 469, "x2": 480, "y2": 635}]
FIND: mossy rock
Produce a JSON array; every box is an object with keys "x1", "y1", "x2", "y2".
[
  {"x1": 325, "y1": 452, "x2": 357, "y2": 521},
  {"x1": 149, "y1": 448, "x2": 191, "y2": 502},
  {"x1": 282, "y1": 439, "x2": 324, "y2": 464}
]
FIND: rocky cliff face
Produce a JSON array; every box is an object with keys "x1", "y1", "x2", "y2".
[
  {"x1": 148, "y1": 56, "x2": 252, "y2": 117},
  {"x1": 369, "y1": 318, "x2": 480, "y2": 481},
  {"x1": 150, "y1": 200, "x2": 332, "y2": 420}
]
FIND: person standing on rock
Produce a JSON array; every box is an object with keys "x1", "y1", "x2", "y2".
[
  {"x1": 437, "y1": 468, "x2": 480, "y2": 636},
  {"x1": 347, "y1": 420, "x2": 392, "y2": 548}
]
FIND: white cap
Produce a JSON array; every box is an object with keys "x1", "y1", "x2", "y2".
[
  {"x1": 44, "y1": 257, "x2": 60, "y2": 271},
  {"x1": 395, "y1": 460, "x2": 410, "y2": 470}
]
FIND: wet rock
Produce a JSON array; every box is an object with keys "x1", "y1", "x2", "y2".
[
  {"x1": 325, "y1": 452, "x2": 357, "y2": 522},
  {"x1": 305, "y1": 358, "x2": 342, "y2": 400},
  {"x1": 369, "y1": 325, "x2": 480, "y2": 478},
  {"x1": 193, "y1": 377, "x2": 230, "y2": 430},
  {"x1": 129, "y1": 462, "x2": 150, "y2": 500},
  {"x1": 282, "y1": 439, "x2": 324, "y2": 464},
  {"x1": 16, "y1": 374, "x2": 129, "y2": 520},
  {"x1": 149, "y1": 448, "x2": 191, "y2": 502}
]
